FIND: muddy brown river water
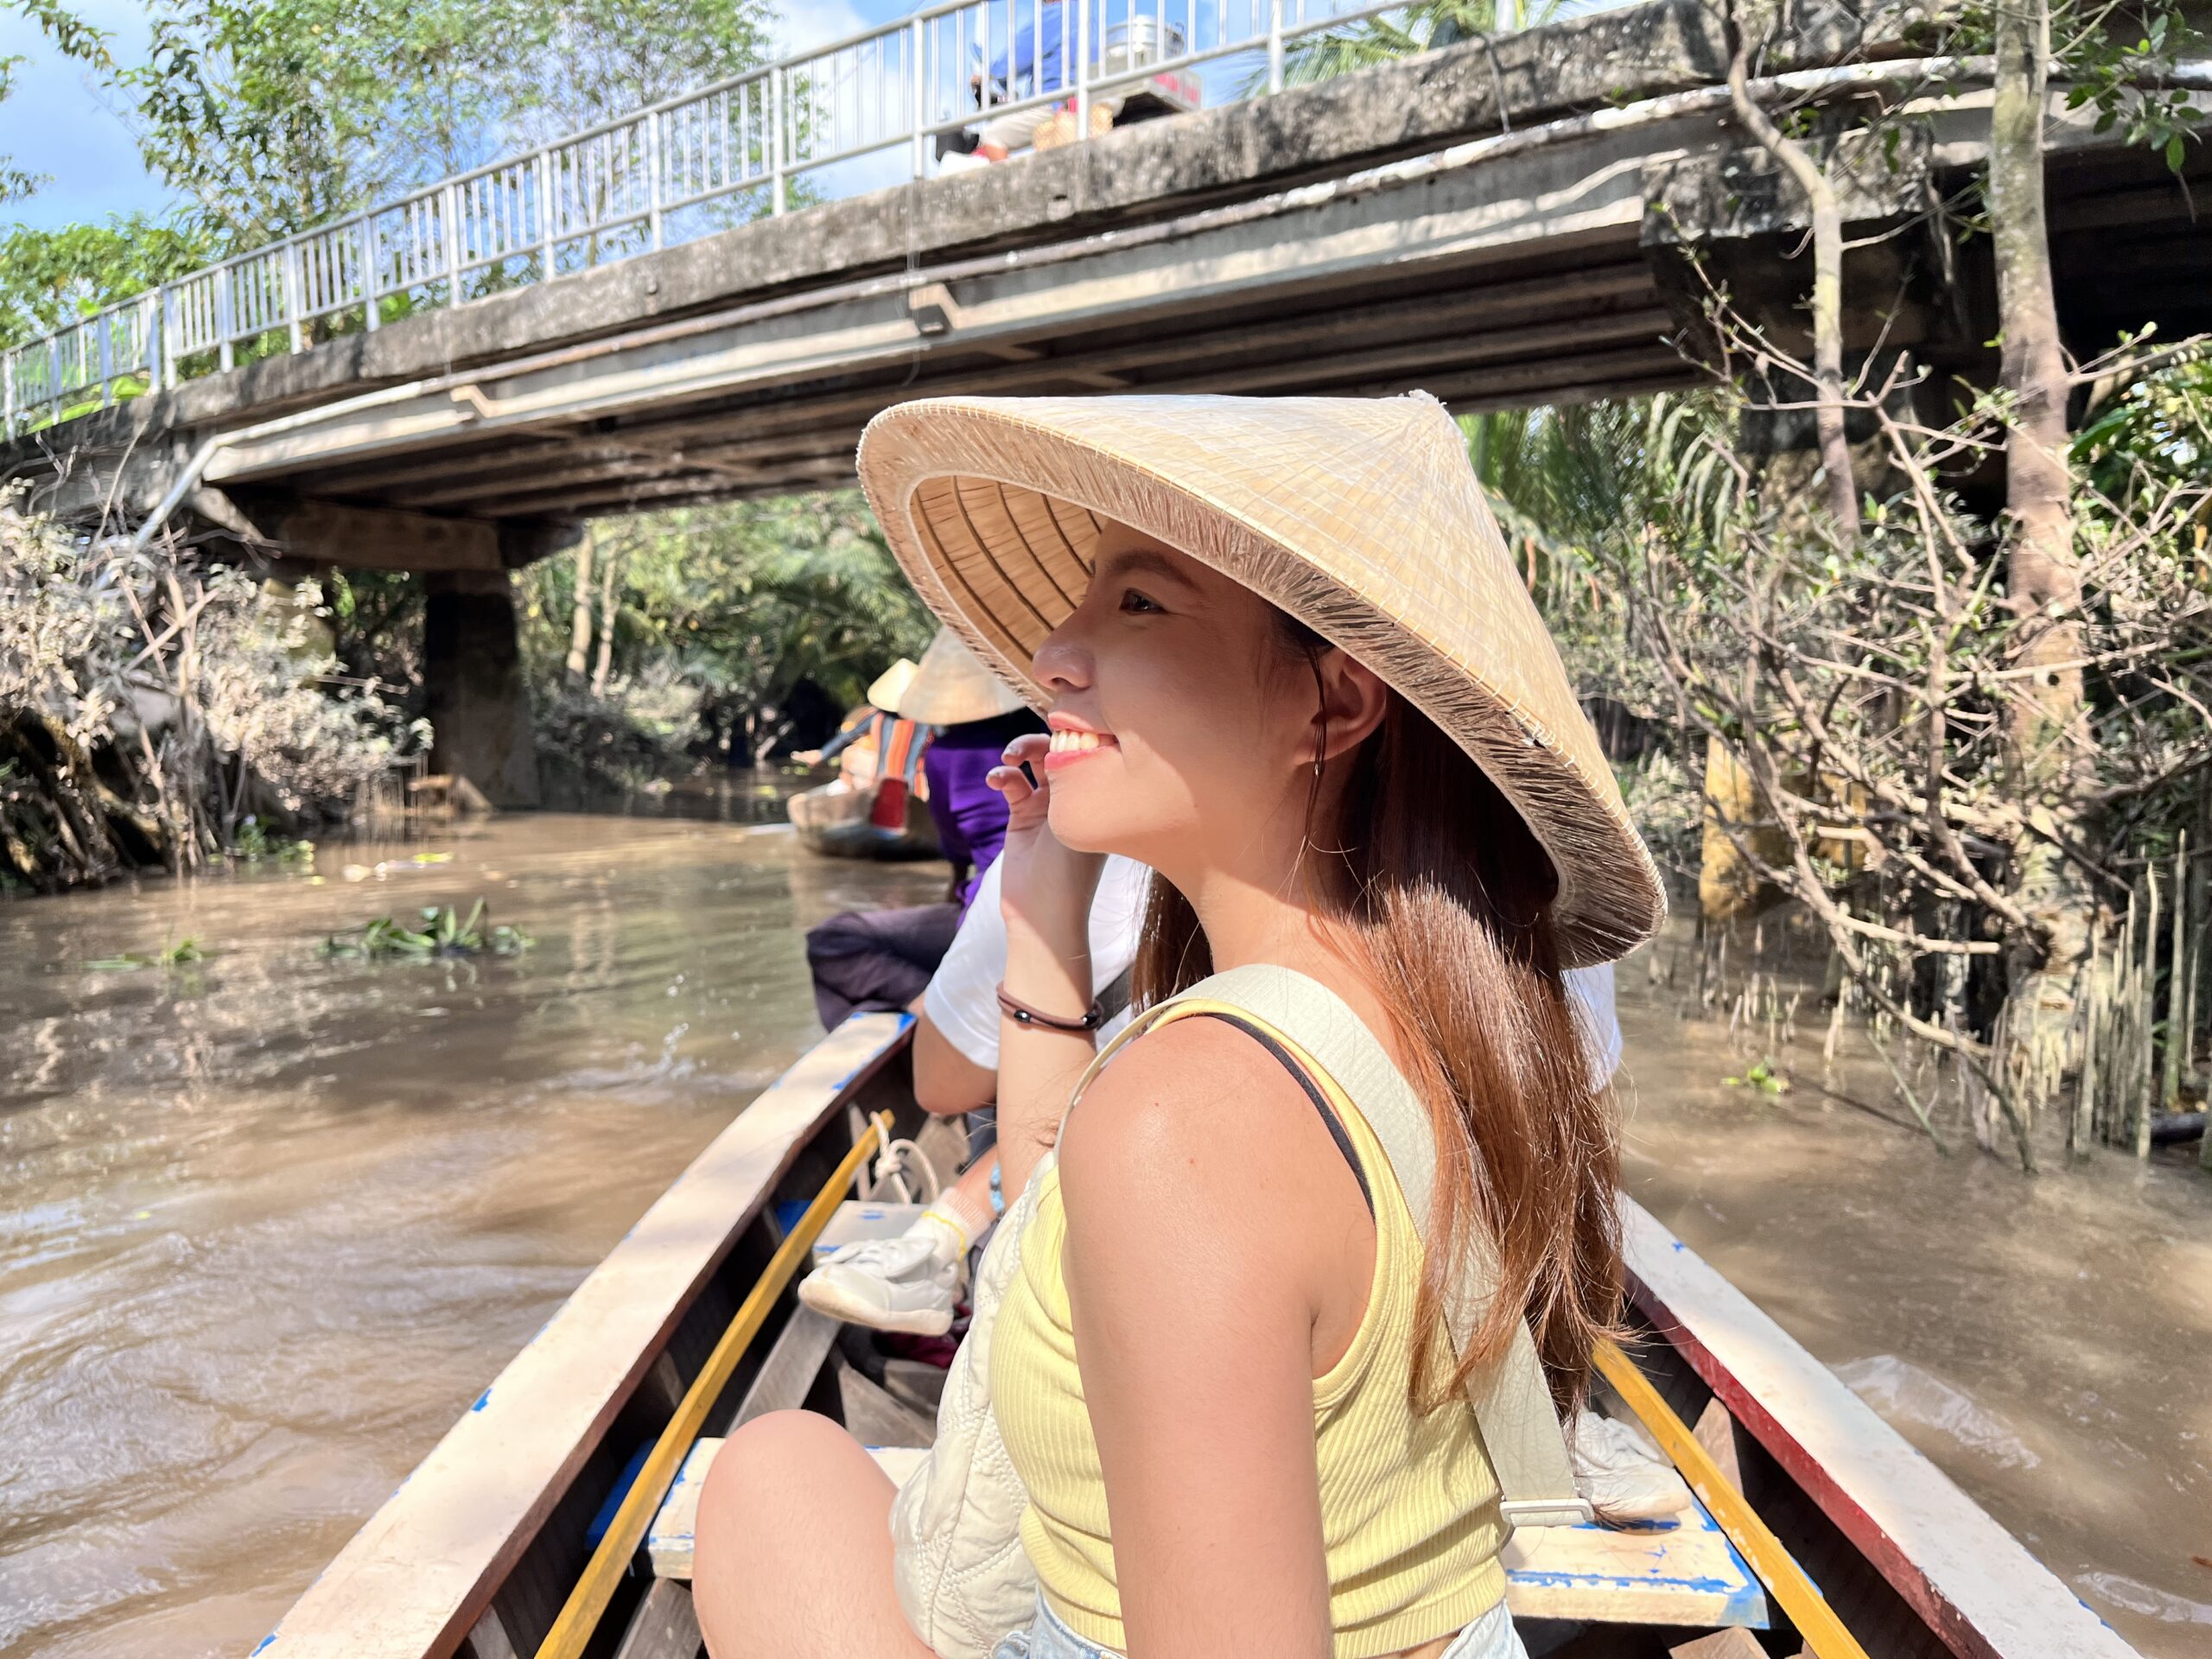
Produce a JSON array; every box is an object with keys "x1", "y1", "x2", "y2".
[{"x1": 1, "y1": 811, "x2": 2207, "y2": 1657}]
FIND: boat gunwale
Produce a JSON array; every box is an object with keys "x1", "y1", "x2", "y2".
[
  {"x1": 254, "y1": 1010, "x2": 915, "y2": 1659},
  {"x1": 1621, "y1": 1198, "x2": 2138, "y2": 1659}
]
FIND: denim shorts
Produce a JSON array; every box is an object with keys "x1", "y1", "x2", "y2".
[
  {"x1": 989, "y1": 1598, "x2": 1114, "y2": 1659},
  {"x1": 988, "y1": 1596, "x2": 1525, "y2": 1659}
]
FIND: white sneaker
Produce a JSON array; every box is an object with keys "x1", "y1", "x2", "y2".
[
  {"x1": 1572, "y1": 1412, "x2": 1694, "y2": 1521},
  {"x1": 798, "y1": 1230, "x2": 962, "y2": 1335}
]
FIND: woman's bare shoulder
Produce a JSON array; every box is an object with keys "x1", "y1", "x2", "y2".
[
  {"x1": 1065, "y1": 1014, "x2": 1301, "y2": 1154},
  {"x1": 1057, "y1": 1015, "x2": 1365, "y2": 1260}
]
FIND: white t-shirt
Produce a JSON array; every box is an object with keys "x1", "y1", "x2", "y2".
[
  {"x1": 1565, "y1": 961, "x2": 1621, "y2": 1091},
  {"x1": 922, "y1": 854, "x2": 1623, "y2": 1090},
  {"x1": 923, "y1": 854, "x2": 1154, "y2": 1071}
]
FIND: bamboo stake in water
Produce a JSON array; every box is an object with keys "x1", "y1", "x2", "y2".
[
  {"x1": 2075, "y1": 925, "x2": 2100, "y2": 1155},
  {"x1": 2163, "y1": 830, "x2": 2189, "y2": 1114},
  {"x1": 2132, "y1": 875, "x2": 2150, "y2": 1159},
  {"x1": 1867, "y1": 1027, "x2": 1950, "y2": 1154}
]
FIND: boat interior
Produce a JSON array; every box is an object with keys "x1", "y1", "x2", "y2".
[{"x1": 257, "y1": 1015, "x2": 2136, "y2": 1659}]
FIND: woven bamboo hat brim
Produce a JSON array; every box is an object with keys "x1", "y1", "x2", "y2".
[
  {"x1": 856, "y1": 392, "x2": 1665, "y2": 966},
  {"x1": 865, "y1": 658, "x2": 919, "y2": 714},
  {"x1": 896, "y1": 627, "x2": 1031, "y2": 724}
]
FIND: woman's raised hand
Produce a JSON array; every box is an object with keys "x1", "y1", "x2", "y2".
[{"x1": 989, "y1": 732, "x2": 1105, "y2": 946}]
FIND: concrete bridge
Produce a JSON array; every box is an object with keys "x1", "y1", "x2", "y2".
[{"x1": 6, "y1": 0, "x2": 2206, "y2": 802}]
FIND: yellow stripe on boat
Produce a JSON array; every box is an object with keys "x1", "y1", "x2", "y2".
[
  {"x1": 532, "y1": 1112, "x2": 893, "y2": 1659},
  {"x1": 1593, "y1": 1339, "x2": 1871, "y2": 1659}
]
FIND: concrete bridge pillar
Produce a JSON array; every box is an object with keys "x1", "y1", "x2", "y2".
[
  {"x1": 207, "y1": 495, "x2": 574, "y2": 810},
  {"x1": 423, "y1": 569, "x2": 540, "y2": 810}
]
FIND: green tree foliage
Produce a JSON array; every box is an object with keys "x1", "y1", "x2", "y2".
[
  {"x1": 2074, "y1": 348, "x2": 2212, "y2": 506},
  {"x1": 1270, "y1": 0, "x2": 1553, "y2": 90},
  {"x1": 516, "y1": 491, "x2": 938, "y2": 782},
  {"x1": 118, "y1": 0, "x2": 777, "y2": 245},
  {"x1": 0, "y1": 54, "x2": 37, "y2": 206},
  {"x1": 0, "y1": 214, "x2": 216, "y2": 347},
  {"x1": 487, "y1": 0, "x2": 777, "y2": 143},
  {"x1": 125, "y1": 0, "x2": 396, "y2": 241},
  {"x1": 1462, "y1": 396, "x2": 1739, "y2": 696}
]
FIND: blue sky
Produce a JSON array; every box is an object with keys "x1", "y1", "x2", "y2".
[{"x1": 0, "y1": 0, "x2": 912, "y2": 232}]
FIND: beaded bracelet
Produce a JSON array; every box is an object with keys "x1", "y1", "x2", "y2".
[{"x1": 995, "y1": 983, "x2": 1104, "y2": 1033}]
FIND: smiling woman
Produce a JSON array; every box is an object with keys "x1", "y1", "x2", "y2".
[{"x1": 690, "y1": 393, "x2": 1662, "y2": 1659}]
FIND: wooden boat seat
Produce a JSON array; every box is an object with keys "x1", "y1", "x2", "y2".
[{"x1": 1500, "y1": 1504, "x2": 1768, "y2": 1629}]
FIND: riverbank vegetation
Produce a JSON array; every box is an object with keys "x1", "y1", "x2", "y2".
[
  {"x1": 1452, "y1": 0, "x2": 2212, "y2": 1166},
  {"x1": 1471, "y1": 348, "x2": 2212, "y2": 1167},
  {"x1": 0, "y1": 498, "x2": 408, "y2": 892},
  {"x1": 512, "y1": 493, "x2": 938, "y2": 794}
]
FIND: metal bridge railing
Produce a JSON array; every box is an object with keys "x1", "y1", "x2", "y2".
[{"x1": 0, "y1": 0, "x2": 1443, "y2": 439}]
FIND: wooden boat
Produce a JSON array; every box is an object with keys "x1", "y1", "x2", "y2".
[
  {"x1": 255, "y1": 1014, "x2": 2143, "y2": 1659},
  {"x1": 786, "y1": 779, "x2": 942, "y2": 861}
]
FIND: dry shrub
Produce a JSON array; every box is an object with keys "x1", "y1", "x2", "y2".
[
  {"x1": 1606, "y1": 345, "x2": 2212, "y2": 1165},
  {"x1": 0, "y1": 499, "x2": 411, "y2": 890}
]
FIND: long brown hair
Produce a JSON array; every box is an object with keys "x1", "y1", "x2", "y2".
[{"x1": 1131, "y1": 615, "x2": 1624, "y2": 1414}]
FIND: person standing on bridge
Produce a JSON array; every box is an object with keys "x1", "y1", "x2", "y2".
[{"x1": 696, "y1": 391, "x2": 1663, "y2": 1659}]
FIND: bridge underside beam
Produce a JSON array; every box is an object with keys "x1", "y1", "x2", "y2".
[
  {"x1": 192, "y1": 77, "x2": 2206, "y2": 525},
  {"x1": 209, "y1": 99, "x2": 1707, "y2": 518},
  {"x1": 205, "y1": 493, "x2": 509, "y2": 572}
]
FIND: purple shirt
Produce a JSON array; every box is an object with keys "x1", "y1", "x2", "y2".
[{"x1": 922, "y1": 711, "x2": 1043, "y2": 908}]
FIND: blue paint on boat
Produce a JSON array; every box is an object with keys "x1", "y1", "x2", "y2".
[
  {"x1": 1509, "y1": 1568, "x2": 1745, "y2": 1592},
  {"x1": 588, "y1": 1442, "x2": 655, "y2": 1548},
  {"x1": 471, "y1": 1387, "x2": 493, "y2": 1413},
  {"x1": 251, "y1": 1636, "x2": 277, "y2": 1656}
]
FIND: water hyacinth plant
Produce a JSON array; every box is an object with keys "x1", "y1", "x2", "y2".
[
  {"x1": 85, "y1": 938, "x2": 206, "y2": 970},
  {"x1": 320, "y1": 901, "x2": 532, "y2": 960}
]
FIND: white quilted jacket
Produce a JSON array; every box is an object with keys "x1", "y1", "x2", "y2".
[{"x1": 887, "y1": 1147, "x2": 1050, "y2": 1659}]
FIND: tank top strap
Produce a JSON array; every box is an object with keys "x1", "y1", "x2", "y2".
[
  {"x1": 1076, "y1": 963, "x2": 1592, "y2": 1532},
  {"x1": 1062, "y1": 963, "x2": 1432, "y2": 1203},
  {"x1": 1170, "y1": 965, "x2": 1444, "y2": 1224}
]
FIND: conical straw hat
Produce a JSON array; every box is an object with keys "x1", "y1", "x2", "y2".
[
  {"x1": 856, "y1": 392, "x2": 1664, "y2": 967},
  {"x1": 865, "y1": 657, "x2": 919, "y2": 713},
  {"x1": 895, "y1": 627, "x2": 1031, "y2": 724}
]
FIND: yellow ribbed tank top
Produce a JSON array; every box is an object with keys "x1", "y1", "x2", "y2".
[{"x1": 989, "y1": 1000, "x2": 1510, "y2": 1658}]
